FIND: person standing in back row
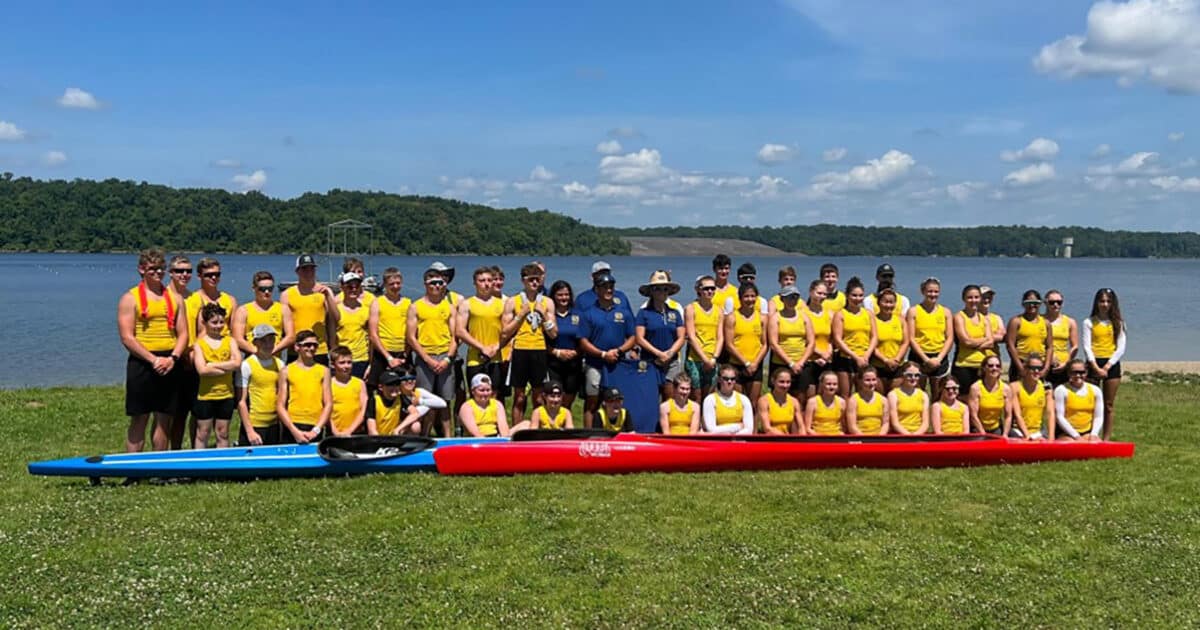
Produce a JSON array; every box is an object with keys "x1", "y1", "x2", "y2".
[
  {"x1": 578, "y1": 272, "x2": 636, "y2": 428},
  {"x1": 231, "y1": 271, "x2": 292, "y2": 358},
  {"x1": 864, "y1": 263, "x2": 911, "y2": 315},
  {"x1": 407, "y1": 265, "x2": 459, "y2": 437},
  {"x1": 575, "y1": 260, "x2": 633, "y2": 316},
  {"x1": 820, "y1": 263, "x2": 845, "y2": 313},
  {"x1": 367, "y1": 267, "x2": 411, "y2": 390},
  {"x1": 281, "y1": 254, "x2": 338, "y2": 364},
  {"x1": 502, "y1": 263, "x2": 556, "y2": 428},
  {"x1": 166, "y1": 255, "x2": 196, "y2": 449}
]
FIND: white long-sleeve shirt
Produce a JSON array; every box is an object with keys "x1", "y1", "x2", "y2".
[
  {"x1": 1080, "y1": 317, "x2": 1127, "y2": 364},
  {"x1": 1053, "y1": 382, "x2": 1104, "y2": 438},
  {"x1": 702, "y1": 391, "x2": 754, "y2": 434}
]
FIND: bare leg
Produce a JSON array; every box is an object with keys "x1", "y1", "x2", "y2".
[
  {"x1": 150, "y1": 412, "x2": 172, "y2": 451},
  {"x1": 511, "y1": 387, "x2": 529, "y2": 427},
  {"x1": 1102, "y1": 377, "x2": 1120, "y2": 441},
  {"x1": 214, "y1": 419, "x2": 231, "y2": 448},
  {"x1": 836, "y1": 372, "x2": 851, "y2": 398},
  {"x1": 126, "y1": 414, "x2": 150, "y2": 453},
  {"x1": 193, "y1": 419, "x2": 213, "y2": 449},
  {"x1": 584, "y1": 395, "x2": 600, "y2": 428}
]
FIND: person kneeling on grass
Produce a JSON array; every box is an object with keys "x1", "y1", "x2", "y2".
[
  {"x1": 459, "y1": 373, "x2": 511, "y2": 437},
  {"x1": 193, "y1": 303, "x2": 242, "y2": 448},
  {"x1": 277, "y1": 330, "x2": 331, "y2": 444},
  {"x1": 328, "y1": 345, "x2": 368, "y2": 436},
  {"x1": 236, "y1": 324, "x2": 285, "y2": 445},
  {"x1": 367, "y1": 368, "x2": 446, "y2": 436},
  {"x1": 597, "y1": 386, "x2": 635, "y2": 433},
  {"x1": 701, "y1": 365, "x2": 754, "y2": 435},
  {"x1": 1054, "y1": 359, "x2": 1104, "y2": 442}
]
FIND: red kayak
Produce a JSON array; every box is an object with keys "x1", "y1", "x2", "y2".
[{"x1": 433, "y1": 433, "x2": 1135, "y2": 476}]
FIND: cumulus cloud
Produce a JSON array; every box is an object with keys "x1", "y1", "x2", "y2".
[
  {"x1": 562, "y1": 181, "x2": 590, "y2": 199},
  {"x1": 513, "y1": 166, "x2": 557, "y2": 192},
  {"x1": 232, "y1": 170, "x2": 268, "y2": 192},
  {"x1": 1001, "y1": 137, "x2": 1060, "y2": 162},
  {"x1": 822, "y1": 147, "x2": 848, "y2": 162},
  {"x1": 1033, "y1": 0, "x2": 1200, "y2": 94},
  {"x1": 1168, "y1": 131, "x2": 1185, "y2": 142},
  {"x1": 57, "y1": 87, "x2": 101, "y2": 109},
  {"x1": 947, "y1": 181, "x2": 987, "y2": 202},
  {"x1": 529, "y1": 165, "x2": 555, "y2": 181},
  {"x1": 596, "y1": 140, "x2": 622, "y2": 155},
  {"x1": 1149, "y1": 175, "x2": 1200, "y2": 191},
  {"x1": 211, "y1": 158, "x2": 242, "y2": 169},
  {"x1": 1089, "y1": 151, "x2": 1163, "y2": 176},
  {"x1": 43, "y1": 151, "x2": 68, "y2": 166},
  {"x1": 809, "y1": 149, "x2": 917, "y2": 195},
  {"x1": 1091, "y1": 143, "x2": 1112, "y2": 158},
  {"x1": 1004, "y1": 162, "x2": 1056, "y2": 187},
  {"x1": 599, "y1": 148, "x2": 671, "y2": 183},
  {"x1": 756, "y1": 143, "x2": 794, "y2": 165},
  {"x1": 0, "y1": 120, "x2": 26, "y2": 141},
  {"x1": 742, "y1": 175, "x2": 790, "y2": 200}
]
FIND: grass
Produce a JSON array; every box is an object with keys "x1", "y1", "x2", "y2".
[{"x1": 1, "y1": 384, "x2": 1197, "y2": 628}]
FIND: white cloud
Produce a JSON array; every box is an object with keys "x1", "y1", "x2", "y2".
[
  {"x1": 1088, "y1": 151, "x2": 1162, "y2": 176},
  {"x1": 1149, "y1": 175, "x2": 1200, "y2": 192},
  {"x1": 211, "y1": 158, "x2": 242, "y2": 169},
  {"x1": 809, "y1": 149, "x2": 917, "y2": 195},
  {"x1": 562, "y1": 181, "x2": 590, "y2": 199},
  {"x1": 1168, "y1": 131, "x2": 1185, "y2": 142},
  {"x1": 1001, "y1": 137, "x2": 1060, "y2": 162},
  {"x1": 822, "y1": 147, "x2": 848, "y2": 162},
  {"x1": 57, "y1": 87, "x2": 101, "y2": 109},
  {"x1": 1034, "y1": 0, "x2": 1200, "y2": 94},
  {"x1": 1004, "y1": 162, "x2": 1056, "y2": 187},
  {"x1": 599, "y1": 148, "x2": 671, "y2": 183},
  {"x1": 742, "y1": 175, "x2": 789, "y2": 200},
  {"x1": 947, "y1": 181, "x2": 987, "y2": 202},
  {"x1": 1091, "y1": 143, "x2": 1112, "y2": 158},
  {"x1": 529, "y1": 165, "x2": 555, "y2": 181},
  {"x1": 592, "y1": 183, "x2": 645, "y2": 200},
  {"x1": 756, "y1": 143, "x2": 794, "y2": 165},
  {"x1": 512, "y1": 166, "x2": 557, "y2": 193},
  {"x1": 43, "y1": 151, "x2": 68, "y2": 166},
  {"x1": 596, "y1": 140, "x2": 622, "y2": 155},
  {"x1": 0, "y1": 120, "x2": 26, "y2": 141},
  {"x1": 232, "y1": 170, "x2": 268, "y2": 192}
]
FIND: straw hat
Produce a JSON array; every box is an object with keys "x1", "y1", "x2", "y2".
[{"x1": 638, "y1": 270, "x2": 680, "y2": 297}]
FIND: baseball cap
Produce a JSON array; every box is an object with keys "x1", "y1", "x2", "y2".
[
  {"x1": 736, "y1": 262, "x2": 757, "y2": 278},
  {"x1": 593, "y1": 272, "x2": 615, "y2": 286},
  {"x1": 379, "y1": 370, "x2": 405, "y2": 386},
  {"x1": 340, "y1": 271, "x2": 363, "y2": 284},
  {"x1": 876, "y1": 263, "x2": 895, "y2": 277},
  {"x1": 470, "y1": 373, "x2": 492, "y2": 390},
  {"x1": 295, "y1": 254, "x2": 317, "y2": 269},
  {"x1": 426, "y1": 261, "x2": 455, "y2": 283},
  {"x1": 251, "y1": 324, "x2": 277, "y2": 340},
  {"x1": 602, "y1": 387, "x2": 624, "y2": 401},
  {"x1": 591, "y1": 260, "x2": 612, "y2": 274},
  {"x1": 778, "y1": 285, "x2": 802, "y2": 299},
  {"x1": 545, "y1": 380, "x2": 564, "y2": 395},
  {"x1": 980, "y1": 285, "x2": 996, "y2": 296}
]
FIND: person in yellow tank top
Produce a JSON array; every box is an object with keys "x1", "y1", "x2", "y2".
[
  {"x1": 1005, "y1": 290, "x2": 1050, "y2": 381},
  {"x1": 952, "y1": 284, "x2": 994, "y2": 392},
  {"x1": 710, "y1": 254, "x2": 738, "y2": 322},
  {"x1": 701, "y1": 366, "x2": 754, "y2": 434},
  {"x1": 832, "y1": 277, "x2": 878, "y2": 397},
  {"x1": 1082, "y1": 289, "x2": 1125, "y2": 441},
  {"x1": 846, "y1": 367, "x2": 888, "y2": 435},
  {"x1": 1042, "y1": 290, "x2": 1079, "y2": 387},
  {"x1": 767, "y1": 285, "x2": 815, "y2": 402},
  {"x1": 931, "y1": 376, "x2": 969, "y2": 435},
  {"x1": 819, "y1": 263, "x2": 845, "y2": 313},
  {"x1": 276, "y1": 330, "x2": 331, "y2": 443},
  {"x1": 888, "y1": 362, "x2": 930, "y2": 434},
  {"x1": 281, "y1": 254, "x2": 338, "y2": 363},
  {"x1": 906, "y1": 277, "x2": 954, "y2": 399},
  {"x1": 366, "y1": 368, "x2": 447, "y2": 435},
  {"x1": 686, "y1": 275, "x2": 725, "y2": 401},
  {"x1": 518, "y1": 381, "x2": 574, "y2": 431},
  {"x1": 165, "y1": 254, "x2": 197, "y2": 450},
  {"x1": 232, "y1": 271, "x2": 293, "y2": 357},
  {"x1": 368, "y1": 267, "x2": 412, "y2": 389},
  {"x1": 456, "y1": 267, "x2": 504, "y2": 396},
  {"x1": 969, "y1": 355, "x2": 1015, "y2": 436},
  {"x1": 331, "y1": 272, "x2": 371, "y2": 378},
  {"x1": 503, "y1": 263, "x2": 558, "y2": 429},
  {"x1": 184, "y1": 258, "x2": 237, "y2": 345},
  {"x1": 978, "y1": 286, "x2": 1006, "y2": 359},
  {"x1": 118, "y1": 248, "x2": 190, "y2": 453},
  {"x1": 758, "y1": 368, "x2": 803, "y2": 434},
  {"x1": 871, "y1": 288, "x2": 910, "y2": 392},
  {"x1": 192, "y1": 303, "x2": 242, "y2": 449},
  {"x1": 803, "y1": 280, "x2": 835, "y2": 399},
  {"x1": 1011, "y1": 354, "x2": 1054, "y2": 440},
  {"x1": 724, "y1": 282, "x2": 768, "y2": 401},
  {"x1": 660, "y1": 374, "x2": 701, "y2": 434},
  {"x1": 459, "y1": 373, "x2": 511, "y2": 437},
  {"x1": 767, "y1": 265, "x2": 799, "y2": 315},
  {"x1": 236, "y1": 325, "x2": 285, "y2": 445},
  {"x1": 327, "y1": 346, "x2": 368, "y2": 436},
  {"x1": 408, "y1": 266, "x2": 460, "y2": 437},
  {"x1": 336, "y1": 257, "x2": 376, "y2": 309},
  {"x1": 804, "y1": 371, "x2": 845, "y2": 435},
  {"x1": 1053, "y1": 359, "x2": 1105, "y2": 441}
]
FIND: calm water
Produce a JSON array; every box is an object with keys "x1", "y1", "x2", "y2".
[{"x1": 2, "y1": 252, "x2": 1196, "y2": 388}]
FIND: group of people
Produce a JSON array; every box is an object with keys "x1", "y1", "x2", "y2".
[{"x1": 119, "y1": 249, "x2": 1126, "y2": 452}]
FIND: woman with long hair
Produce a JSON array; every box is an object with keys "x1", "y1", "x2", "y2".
[
  {"x1": 906, "y1": 277, "x2": 954, "y2": 400},
  {"x1": 1082, "y1": 288, "x2": 1126, "y2": 440},
  {"x1": 546, "y1": 280, "x2": 584, "y2": 410},
  {"x1": 804, "y1": 370, "x2": 845, "y2": 435},
  {"x1": 685, "y1": 275, "x2": 725, "y2": 401},
  {"x1": 871, "y1": 287, "x2": 910, "y2": 392},
  {"x1": 952, "y1": 284, "x2": 993, "y2": 393},
  {"x1": 804, "y1": 280, "x2": 834, "y2": 398},
  {"x1": 1011, "y1": 353, "x2": 1055, "y2": 440},
  {"x1": 832, "y1": 276, "x2": 877, "y2": 398},
  {"x1": 846, "y1": 366, "x2": 888, "y2": 436},
  {"x1": 724, "y1": 282, "x2": 768, "y2": 401},
  {"x1": 1054, "y1": 358, "x2": 1104, "y2": 442},
  {"x1": 758, "y1": 367, "x2": 803, "y2": 435},
  {"x1": 767, "y1": 285, "x2": 815, "y2": 406},
  {"x1": 1006, "y1": 289, "x2": 1049, "y2": 382},
  {"x1": 1042, "y1": 289, "x2": 1079, "y2": 388},
  {"x1": 931, "y1": 375, "x2": 969, "y2": 435},
  {"x1": 969, "y1": 355, "x2": 1017, "y2": 437}
]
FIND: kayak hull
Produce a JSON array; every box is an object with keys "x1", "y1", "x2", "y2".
[{"x1": 433, "y1": 434, "x2": 1135, "y2": 475}]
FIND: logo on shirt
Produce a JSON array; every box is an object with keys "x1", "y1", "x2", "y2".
[
  {"x1": 613, "y1": 312, "x2": 625, "y2": 322},
  {"x1": 667, "y1": 312, "x2": 678, "y2": 324},
  {"x1": 570, "y1": 315, "x2": 580, "y2": 325},
  {"x1": 614, "y1": 297, "x2": 622, "y2": 305}
]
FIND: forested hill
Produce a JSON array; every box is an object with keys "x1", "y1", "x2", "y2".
[
  {"x1": 0, "y1": 174, "x2": 630, "y2": 255},
  {"x1": 615, "y1": 224, "x2": 1200, "y2": 258}
]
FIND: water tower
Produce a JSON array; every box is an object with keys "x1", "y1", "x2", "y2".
[{"x1": 1061, "y1": 236, "x2": 1074, "y2": 259}]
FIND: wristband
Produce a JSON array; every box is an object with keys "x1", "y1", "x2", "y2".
[{"x1": 169, "y1": 354, "x2": 180, "y2": 362}]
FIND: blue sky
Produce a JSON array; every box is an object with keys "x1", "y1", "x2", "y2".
[{"x1": 2, "y1": 0, "x2": 1198, "y2": 230}]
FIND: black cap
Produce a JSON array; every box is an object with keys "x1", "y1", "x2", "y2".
[
  {"x1": 594, "y1": 272, "x2": 615, "y2": 286},
  {"x1": 295, "y1": 254, "x2": 317, "y2": 269},
  {"x1": 545, "y1": 380, "x2": 564, "y2": 394},
  {"x1": 876, "y1": 263, "x2": 895, "y2": 277},
  {"x1": 380, "y1": 369, "x2": 413, "y2": 386},
  {"x1": 736, "y1": 262, "x2": 757, "y2": 278},
  {"x1": 602, "y1": 387, "x2": 624, "y2": 401}
]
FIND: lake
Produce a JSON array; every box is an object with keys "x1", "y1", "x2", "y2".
[{"x1": 2, "y1": 252, "x2": 1195, "y2": 388}]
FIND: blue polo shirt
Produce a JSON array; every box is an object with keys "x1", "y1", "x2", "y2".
[
  {"x1": 576, "y1": 287, "x2": 634, "y2": 317},
  {"x1": 579, "y1": 301, "x2": 635, "y2": 368},
  {"x1": 635, "y1": 305, "x2": 683, "y2": 355},
  {"x1": 552, "y1": 308, "x2": 584, "y2": 351}
]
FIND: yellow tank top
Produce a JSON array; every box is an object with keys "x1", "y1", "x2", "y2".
[
  {"x1": 465, "y1": 296, "x2": 504, "y2": 365},
  {"x1": 713, "y1": 394, "x2": 745, "y2": 427},
  {"x1": 1016, "y1": 381, "x2": 1047, "y2": 434},
  {"x1": 809, "y1": 308, "x2": 832, "y2": 355},
  {"x1": 713, "y1": 284, "x2": 738, "y2": 313},
  {"x1": 371, "y1": 392, "x2": 404, "y2": 435},
  {"x1": 196, "y1": 336, "x2": 234, "y2": 401},
  {"x1": 1090, "y1": 319, "x2": 1116, "y2": 358},
  {"x1": 731, "y1": 309, "x2": 763, "y2": 366},
  {"x1": 244, "y1": 302, "x2": 284, "y2": 345},
  {"x1": 376, "y1": 295, "x2": 411, "y2": 352},
  {"x1": 413, "y1": 298, "x2": 453, "y2": 355},
  {"x1": 913, "y1": 304, "x2": 948, "y2": 355},
  {"x1": 337, "y1": 290, "x2": 375, "y2": 309},
  {"x1": 955, "y1": 312, "x2": 989, "y2": 368},
  {"x1": 598, "y1": 407, "x2": 628, "y2": 432},
  {"x1": 852, "y1": 392, "x2": 884, "y2": 434},
  {"x1": 977, "y1": 380, "x2": 1006, "y2": 431},
  {"x1": 536, "y1": 405, "x2": 569, "y2": 430},
  {"x1": 774, "y1": 312, "x2": 808, "y2": 365},
  {"x1": 185, "y1": 291, "x2": 234, "y2": 342},
  {"x1": 822, "y1": 290, "x2": 846, "y2": 314},
  {"x1": 1014, "y1": 315, "x2": 1048, "y2": 359},
  {"x1": 330, "y1": 376, "x2": 364, "y2": 434},
  {"x1": 874, "y1": 314, "x2": 905, "y2": 364},
  {"x1": 1064, "y1": 385, "x2": 1097, "y2": 433},
  {"x1": 512, "y1": 293, "x2": 548, "y2": 351},
  {"x1": 129, "y1": 285, "x2": 177, "y2": 352},
  {"x1": 336, "y1": 303, "x2": 371, "y2": 361},
  {"x1": 243, "y1": 355, "x2": 282, "y2": 428},
  {"x1": 894, "y1": 388, "x2": 927, "y2": 433},
  {"x1": 666, "y1": 400, "x2": 695, "y2": 435},
  {"x1": 284, "y1": 286, "x2": 329, "y2": 354},
  {"x1": 984, "y1": 314, "x2": 1004, "y2": 358},
  {"x1": 938, "y1": 401, "x2": 966, "y2": 435},
  {"x1": 1049, "y1": 316, "x2": 1073, "y2": 366},
  {"x1": 811, "y1": 396, "x2": 844, "y2": 435},
  {"x1": 765, "y1": 394, "x2": 796, "y2": 433},
  {"x1": 841, "y1": 307, "x2": 872, "y2": 356},
  {"x1": 285, "y1": 362, "x2": 326, "y2": 425},
  {"x1": 468, "y1": 398, "x2": 500, "y2": 436},
  {"x1": 688, "y1": 303, "x2": 721, "y2": 361}
]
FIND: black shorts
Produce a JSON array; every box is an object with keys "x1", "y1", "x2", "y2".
[
  {"x1": 1046, "y1": 365, "x2": 1070, "y2": 387},
  {"x1": 508, "y1": 349, "x2": 549, "y2": 390},
  {"x1": 768, "y1": 362, "x2": 806, "y2": 397},
  {"x1": 1089, "y1": 358, "x2": 1122, "y2": 381},
  {"x1": 546, "y1": 356, "x2": 583, "y2": 395},
  {"x1": 799, "y1": 361, "x2": 826, "y2": 391},
  {"x1": 351, "y1": 360, "x2": 369, "y2": 379},
  {"x1": 125, "y1": 352, "x2": 181, "y2": 416},
  {"x1": 950, "y1": 365, "x2": 981, "y2": 392},
  {"x1": 238, "y1": 422, "x2": 281, "y2": 446},
  {"x1": 872, "y1": 363, "x2": 901, "y2": 382},
  {"x1": 909, "y1": 350, "x2": 951, "y2": 378},
  {"x1": 192, "y1": 397, "x2": 236, "y2": 420},
  {"x1": 176, "y1": 365, "x2": 200, "y2": 416},
  {"x1": 368, "y1": 349, "x2": 410, "y2": 388},
  {"x1": 832, "y1": 354, "x2": 860, "y2": 374},
  {"x1": 734, "y1": 362, "x2": 763, "y2": 387}
]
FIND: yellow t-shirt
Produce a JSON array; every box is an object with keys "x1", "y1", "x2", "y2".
[
  {"x1": 938, "y1": 401, "x2": 967, "y2": 435},
  {"x1": 852, "y1": 391, "x2": 884, "y2": 434},
  {"x1": 336, "y1": 302, "x2": 371, "y2": 361},
  {"x1": 822, "y1": 290, "x2": 846, "y2": 314},
  {"x1": 329, "y1": 376, "x2": 364, "y2": 434},
  {"x1": 1014, "y1": 315, "x2": 1048, "y2": 360},
  {"x1": 774, "y1": 311, "x2": 808, "y2": 365},
  {"x1": 730, "y1": 309, "x2": 763, "y2": 366},
  {"x1": 241, "y1": 355, "x2": 282, "y2": 429},
  {"x1": 243, "y1": 302, "x2": 284, "y2": 345},
  {"x1": 1016, "y1": 381, "x2": 1047, "y2": 434},
  {"x1": 665, "y1": 399, "x2": 695, "y2": 435},
  {"x1": 467, "y1": 398, "x2": 500, "y2": 436},
  {"x1": 1064, "y1": 385, "x2": 1097, "y2": 433},
  {"x1": 285, "y1": 362, "x2": 327, "y2": 425},
  {"x1": 196, "y1": 335, "x2": 234, "y2": 401},
  {"x1": 535, "y1": 405, "x2": 569, "y2": 430},
  {"x1": 186, "y1": 291, "x2": 234, "y2": 342},
  {"x1": 976, "y1": 380, "x2": 1006, "y2": 431},
  {"x1": 511, "y1": 293, "x2": 549, "y2": 351},
  {"x1": 809, "y1": 308, "x2": 833, "y2": 355},
  {"x1": 284, "y1": 286, "x2": 330, "y2": 354},
  {"x1": 713, "y1": 395, "x2": 745, "y2": 427},
  {"x1": 955, "y1": 311, "x2": 989, "y2": 368},
  {"x1": 376, "y1": 295, "x2": 411, "y2": 352},
  {"x1": 811, "y1": 395, "x2": 844, "y2": 435},
  {"x1": 1049, "y1": 315, "x2": 1073, "y2": 366},
  {"x1": 129, "y1": 285, "x2": 177, "y2": 352},
  {"x1": 371, "y1": 392, "x2": 404, "y2": 436},
  {"x1": 413, "y1": 298, "x2": 453, "y2": 355},
  {"x1": 841, "y1": 307, "x2": 872, "y2": 356},
  {"x1": 874, "y1": 313, "x2": 905, "y2": 365},
  {"x1": 912, "y1": 304, "x2": 948, "y2": 356},
  {"x1": 688, "y1": 302, "x2": 721, "y2": 362},
  {"x1": 765, "y1": 394, "x2": 797, "y2": 433},
  {"x1": 1090, "y1": 319, "x2": 1117, "y2": 359},
  {"x1": 713, "y1": 284, "x2": 739, "y2": 315},
  {"x1": 894, "y1": 388, "x2": 927, "y2": 433},
  {"x1": 465, "y1": 296, "x2": 503, "y2": 366}
]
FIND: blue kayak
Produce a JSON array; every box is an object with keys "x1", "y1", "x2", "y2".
[{"x1": 27, "y1": 436, "x2": 505, "y2": 481}]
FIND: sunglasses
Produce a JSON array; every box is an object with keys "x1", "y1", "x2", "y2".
[
  {"x1": 1023, "y1": 301, "x2": 1042, "y2": 306},
  {"x1": 426, "y1": 280, "x2": 446, "y2": 287},
  {"x1": 738, "y1": 275, "x2": 756, "y2": 281},
  {"x1": 145, "y1": 266, "x2": 165, "y2": 273},
  {"x1": 719, "y1": 376, "x2": 737, "y2": 382},
  {"x1": 170, "y1": 268, "x2": 193, "y2": 275},
  {"x1": 986, "y1": 364, "x2": 1002, "y2": 369},
  {"x1": 202, "y1": 272, "x2": 222, "y2": 279},
  {"x1": 1027, "y1": 365, "x2": 1045, "y2": 371},
  {"x1": 297, "y1": 343, "x2": 319, "y2": 349},
  {"x1": 1070, "y1": 370, "x2": 1087, "y2": 376},
  {"x1": 523, "y1": 276, "x2": 542, "y2": 282},
  {"x1": 256, "y1": 285, "x2": 275, "y2": 292},
  {"x1": 903, "y1": 373, "x2": 921, "y2": 378},
  {"x1": 699, "y1": 286, "x2": 716, "y2": 292},
  {"x1": 945, "y1": 386, "x2": 959, "y2": 391},
  {"x1": 1047, "y1": 300, "x2": 1063, "y2": 306},
  {"x1": 547, "y1": 391, "x2": 563, "y2": 396}
]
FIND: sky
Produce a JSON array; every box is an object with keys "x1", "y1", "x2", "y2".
[{"x1": 1, "y1": 0, "x2": 1198, "y2": 230}]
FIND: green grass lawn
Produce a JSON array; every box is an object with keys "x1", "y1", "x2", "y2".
[{"x1": 1, "y1": 383, "x2": 1196, "y2": 627}]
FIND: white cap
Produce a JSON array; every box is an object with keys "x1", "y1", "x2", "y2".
[
  {"x1": 591, "y1": 260, "x2": 612, "y2": 274},
  {"x1": 470, "y1": 373, "x2": 492, "y2": 390},
  {"x1": 340, "y1": 271, "x2": 363, "y2": 283}
]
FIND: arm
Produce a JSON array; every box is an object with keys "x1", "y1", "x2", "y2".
[
  {"x1": 342, "y1": 380, "x2": 368, "y2": 435},
  {"x1": 275, "y1": 366, "x2": 304, "y2": 442},
  {"x1": 495, "y1": 404, "x2": 511, "y2": 437},
  {"x1": 368, "y1": 300, "x2": 389, "y2": 356},
  {"x1": 1080, "y1": 318, "x2": 1096, "y2": 363},
  {"x1": 235, "y1": 361, "x2": 261, "y2": 445},
  {"x1": 1089, "y1": 385, "x2": 1105, "y2": 439},
  {"x1": 916, "y1": 394, "x2": 930, "y2": 434},
  {"x1": 887, "y1": 392, "x2": 904, "y2": 434},
  {"x1": 861, "y1": 315, "x2": 878, "y2": 366},
  {"x1": 832, "y1": 311, "x2": 852, "y2": 357},
  {"x1": 407, "y1": 301, "x2": 434, "y2": 368},
  {"x1": 231, "y1": 306, "x2": 253, "y2": 355},
  {"x1": 905, "y1": 309, "x2": 929, "y2": 362},
  {"x1": 799, "y1": 312, "x2": 816, "y2": 366},
  {"x1": 635, "y1": 323, "x2": 665, "y2": 361},
  {"x1": 690, "y1": 402, "x2": 701, "y2": 435},
  {"x1": 1002, "y1": 387, "x2": 1020, "y2": 437},
  {"x1": 457, "y1": 402, "x2": 482, "y2": 437},
  {"x1": 750, "y1": 318, "x2": 768, "y2": 368},
  {"x1": 667, "y1": 322, "x2": 686, "y2": 359},
  {"x1": 1110, "y1": 325, "x2": 1127, "y2": 365},
  {"x1": 659, "y1": 402, "x2": 672, "y2": 434},
  {"x1": 540, "y1": 299, "x2": 558, "y2": 341},
  {"x1": 564, "y1": 409, "x2": 575, "y2": 430},
  {"x1": 313, "y1": 368, "x2": 333, "y2": 434},
  {"x1": 1005, "y1": 317, "x2": 1022, "y2": 371},
  {"x1": 723, "y1": 315, "x2": 748, "y2": 365},
  {"x1": 767, "y1": 313, "x2": 791, "y2": 366},
  {"x1": 701, "y1": 396, "x2": 718, "y2": 433},
  {"x1": 793, "y1": 395, "x2": 807, "y2": 435},
  {"x1": 931, "y1": 400, "x2": 943, "y2": 434},
  {"x1": 1067, "y1": 318, "x2": 1079, "y2": 362},
  {"x1": 275, "y1": 303, "x2": 295, "y2": 355},
  {"x1": 499, "y1": 296, "x2": 523, "y2": 344},
  {"x1": 805, "y1": 398, "x2": 818, "y2": 434},
  {"x1": 937, "y1": 307, "x2": 954, "y2": 362},
  {"x1": 845, "y1": 395, "x2": 861, "y2": 435},
  {"x1": 738, "y1": 394, "x2": 754, "y2": 434},
  {"x1": 877, "y1": 398, "x2": 890, "y2": 435},
  {"x1": 685, "y1": 305, "x2": 710, "y2": 365},
  {"x1": 967, "y1": 384, "x2": 984, "y2": 433},
  {"x1": 1043, "y1": 390, "x2": 1057, "y2": 440},
  {"x1": 1054, "y1": 386, "x2": 1080, "y2": 439},
  {"x1": 758, "y1": 396, "x2": 781, "y2": 434}
]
